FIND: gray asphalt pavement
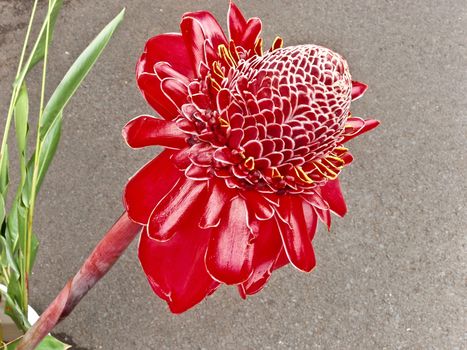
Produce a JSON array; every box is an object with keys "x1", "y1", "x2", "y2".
[{"x1": 0, "y1": 0, "x2": 465, "y2": 349}]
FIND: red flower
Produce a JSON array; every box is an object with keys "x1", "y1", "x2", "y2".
[{"x1": 123, "y1": 2, "x2": 379, "y2": 313}]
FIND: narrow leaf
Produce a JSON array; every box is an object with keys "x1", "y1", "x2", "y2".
[
  {"x1": 0, "y1": 144, "x2": 9, "y2": 197},
  {"x1": 13, "y1": 83, "x2": 29, "y2": 157},
  {"x1": 7, "y1": 335, "x2": 70, "y2": 350},
  {"x1": 0, "y1": 237, "x2": 19, "y2": 277},
  {"x1": 39, "y1": 9, "x2": 125, "y2": 137},
  {"x1": 14, "y1": 0, "x2": 63, "y2": 87},
  {"x1": 27, "y1": 233, "x2": 39, "y2": 274},
  {"x1": 36, "y1": 113, "x2": 63, "y2": 192},
  {"x1": 0, "y1": 193, "x2": 5, "y2": 223}
]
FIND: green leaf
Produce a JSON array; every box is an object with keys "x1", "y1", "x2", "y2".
[
  {"x1": 28, "y1": 0, "x2": 63, "y2": 74},
  {"x1": 6, "y1": 335, "x2": 70, "y2": 350},
  {"x1": 13, "y1": 84, "x2": 29, "y2": 160},
  {"x1": 0, "y1": 194, "x2": 5, "y2": 224},
  {"x1": 1, "y1": 289, "x2": 29, "y2": 332},
  {"x1": 23, "y1": 113, "x2": 62, "y2": 200},
  {"x1": 35, "y1": 113, "x2": 62, "y2": 193},
  {"x1": 39, "y1": 8, "x2": 125, "y2": 137},
  {"x1": 0, "y1": 144, "x2": 9, "y2": 197},
  {"x1": 27, "y1": 233, "x2": 39, "y2": 274},
  {"x1": 14, "y1": 0, "x2": 63, "y2": 87},
  {"x1": 0, "y1": 237, "x2": 19, "y2": 277}
]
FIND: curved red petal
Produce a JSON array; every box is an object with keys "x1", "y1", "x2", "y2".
[
  {"x1": 139, "y1": 33, "x2": 195, "y2": 79},
  {"x1": 123, "y1": 115, "x2": 187, "y2": 149},
  {"x1": 228, "y1": 2, "x2": 262, "y2": 50},
  {"x1": 205, "y1": 197, "x2": 254, "y2": 284},
  {"x1": 315, "y1": 207, "x2": 332, "y2": 230},
  {"x1": 124, "y1": 150, "x2": 182, "y2": 224},
  {"x1": 137, "y1": 73, "x2": 181, "y2": 120},
  {"x1": 242, "y1": 190, "x2": 275, "y2": 220},
  {"x1": 318, "y1": 179, "x2": 347, "y2": 217},
  {"x1": 139, "y1": 226, "x2": 219, "y2": 314},
  {"x1": 342, "y1": 117, "x2": 380, "y2": 143},
  {"x1": 180, "y1": 11, "x2": 228, "y2": 76},
  {"x1": 148, "y1": 177, "x2": 208, "y2": 241},
  {"x1": 199, "y1": 179, "x2": 236, "y2": 229},
  {"x1": 276, "y1": 196, "x2": 316, "y2": 272},
  {"x1": 351, "y1": 80, "x2": 368, "y2": 101},
  {"x1": 241, "y1": 218, "x2": 282, "y2": 296}
]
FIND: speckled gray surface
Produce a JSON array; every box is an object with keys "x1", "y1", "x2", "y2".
[{"x1": 0, "y1": 0, "x2": 466, "y2": 349}]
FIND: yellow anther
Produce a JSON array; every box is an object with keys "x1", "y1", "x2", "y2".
[
  {"x1": 326, "y1": 155, "x2": 345, "y2": 168},
  {"x1": 295, "y1": 166, "x2": 314, "y2": 184},
  {"x1": 212, "y1": 61, "x2": 225, "y2": 79},
  {"x1": 209, "y1": 76, "x2": 221, "y2": 92},
  {"x1": 271, "y1": 36, "x2": 284, "y2": 51},
  {"x1": 218, "y1": 44, "x2": 236, "y2": 67},
  {"x1": 271, "y1": 167, "x2": 283, "y2": 179},
  {"x1": 254, "y1": 38, "x2": 264, "y2": 56},
  {"x1": 313, "y1": 161, "x2": 338, "y2": 180},
  {"x1": 244, "y1": 157, "x2": 255, "y2": 171},
  {"x1": 334, "y1": 146, "x2": 348, "y2": 153},
  {"x1": 219, "y1": 117, "x2": 230, "y2": 128}
]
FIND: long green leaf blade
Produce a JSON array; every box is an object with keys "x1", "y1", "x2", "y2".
[
  {"x1": 14, "y1": 0, "x2": 63, "y2": 87},
  {"x1": 0, "y1": 144, "x2": 9, "y2": 197},
  {"x1": 35, "y1": 113, "x2": 62, "y2": 193},
  {"x1": 39, "y1": 9, "x2": 125, "y2": 138},
  {"x1": 6, "y1": 335, "x2": 70, "y2": 350}
]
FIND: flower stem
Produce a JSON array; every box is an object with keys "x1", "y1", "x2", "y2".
[{"x1": 16, "y1": 212, "x2": 141, "y2": 350}]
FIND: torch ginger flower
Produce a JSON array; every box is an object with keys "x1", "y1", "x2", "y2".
[{"x1": 123, "y1": 2, "x2": 379, "y2": 313}]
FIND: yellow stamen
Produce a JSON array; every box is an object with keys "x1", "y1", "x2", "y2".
[
  {"x1": 254, "y1": 38, "x2": 263, "y2": 56},
  {"x1": 244, "y1": 157, "x2": 255, "y2": 171},
  {"x1": 271, "y1": 36, "x2": 284, "y2": 51},
  {"x1": 295, "y1": 166, "x2": 314, "y2": 184},
  {"x1": 271, "y1": 167, "x2": 283, "y2": 179},
  {"x1": 313, "y1": 160, "x2": 338, "y2": 180},
  {"x1": 218, "y1": 44, "x2": 236, "y2": 67},
  {"x1": 212, "y1": 61, "x2": 225, "y2": 79},
  {"x1": 219, "y1": 117, "x2": 230, "y2": 128},
  {"x1": 326, "y1": 155, "x2": 345, "y2": 168},
  {"x1": 209, "y1": 76, "x2": 221, "y2": 92}
]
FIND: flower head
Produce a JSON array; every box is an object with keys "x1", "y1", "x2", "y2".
[{"x1": 124, "y1": 2, "x2": 379, "y2": 313}]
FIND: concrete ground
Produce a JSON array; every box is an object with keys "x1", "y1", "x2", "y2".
[{"x1": 0, "y1": 0, "x2": 465, "y2": 349}]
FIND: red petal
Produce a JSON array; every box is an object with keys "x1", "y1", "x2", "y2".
[
  {"x1": 199, "y1": 179, "x2": 236, "y2": 229},
  {"x1": 124, "y1": 150, "x2": 182, "y2": 224},
  {"x1": 315, "y1": 207, "x2": 332, "y2": 230},
  {"x1": 351, "y1": 81, "x2": 368, "y2": 101},
  {"x1": 318, "y1": 179, "x2": 347, "y2": 217},
  {"x1": 205, "y1": 197, "x2": 254, "y2": 284},
  {"x1": 276, "y1": 196, "x2": 316, "y2": 272},
  {"x1": 342, "y1": 117, "x2": 380, "y2": 143},
  {"x1": 181, "y1": 11, "x2": 228, "y2": 76},
  {"x1": 241, "y1": 218, "x2": 282, "y2": 296},
  {"x1": 123, "y1": 115, "x2": 187, "y2": 149},
  {"x1": 228, "y1": 2, "x2": 262, "y2": 50},
  {"x1": 148, "y1": 177, "x2": 208, "y2": 241},
  {"x1": 137, "y1": 73, "x2": 181, "y2": 120},
  {"x1": 242, "y1": 191, "x2": 275, "y2": 220},
  {"x1": 139, "y1": 226, "x2": 219, "y2": 314},
  {"x1": 140, "y1": 33, "x2": 195, "y2": 79}
]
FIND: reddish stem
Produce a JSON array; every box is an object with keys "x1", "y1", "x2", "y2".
[{"x1": 17, "y1": 212, "x2": 142, "y2": 350}]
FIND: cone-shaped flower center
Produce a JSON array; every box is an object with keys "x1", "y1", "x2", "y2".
[{"x1": 177, "y1": 45, "x2": 353, "y2": 194}]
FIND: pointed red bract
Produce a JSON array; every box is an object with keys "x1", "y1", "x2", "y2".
[
  {"x1": 123, "y1": 115, "x2": 187, "y2": 149},
  {"x1": 126, "y1": 1, "x2": 379, "y2": 313},
  {"x1": 139, "y1": 227, "x2": 219, "y2": 313},
  {"x1": 124, "y1": 150, "x2": 182, "y2": 224},
  {"x1": 319, "y1": 179, "x2": 347, "y2": 217},
  {"x1": 205, "y1": 197, "x2": 254, "y2": 284}
]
